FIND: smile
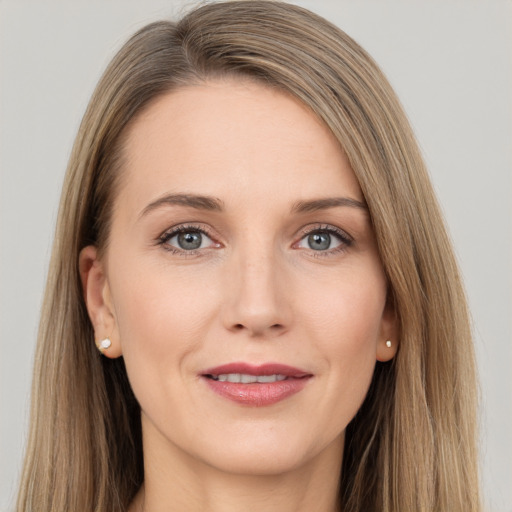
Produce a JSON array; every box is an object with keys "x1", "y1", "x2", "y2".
[
  {"x1": 201, "y1": 363, "x2": 312, "y2": 406},
  {"x1": 207, "y1": 373, "x2": 288, "y2": 383}
]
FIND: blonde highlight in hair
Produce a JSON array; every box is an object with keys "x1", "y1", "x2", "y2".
[{"x1": 17, "y1": 2, "x2": 480, "y2": 510}]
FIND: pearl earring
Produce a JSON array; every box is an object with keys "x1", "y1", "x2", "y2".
[
  {"x1": 385, "y1": 340, "x2": 392, "y2": 348},
  {"x1": 97, "y1": 337, "x2": 112, "y2": 353}
]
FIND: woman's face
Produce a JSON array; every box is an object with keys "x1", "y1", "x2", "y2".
[{"x1": 82, "y1": 79, "x2": 396, "y2": 476}]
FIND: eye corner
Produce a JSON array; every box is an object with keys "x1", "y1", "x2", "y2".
[
  {"x1": 157, "y1": 223, "x2": 221, "y2": 255},
  {"x1": 293, "y1": 224, "x2": 353, "y2": 257}
]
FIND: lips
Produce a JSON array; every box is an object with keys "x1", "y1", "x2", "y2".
[{"x1": 201, "y1": 362, "x2": 312, "y2": 406}]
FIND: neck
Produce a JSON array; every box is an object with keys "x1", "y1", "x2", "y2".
[{"x1": 130, "y1": 416, "x2": 343, "y2": 512}]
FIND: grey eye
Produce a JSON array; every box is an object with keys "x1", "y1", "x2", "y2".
[
  {"x1": 177, "y1": 231, "x2": 203, "y2": 250},
  {"x1": 307, "y1": 232, "x2": 331, "y2": 251},
  {"x1": 296, "y1": 228, "x2": 345, "y2": 252},
  {"x1": 163, "y1": 229, "x2": 215, "y2": 251}
]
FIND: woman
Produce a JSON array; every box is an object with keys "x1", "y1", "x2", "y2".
[{"x1": 16, "y1": 1, "x2": 480, "y2": 511}]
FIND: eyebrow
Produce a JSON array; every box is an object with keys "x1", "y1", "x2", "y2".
[
  {"x1": 139, "y1": 193, "x2": 367, "y2": 219},
  {"x1": 291, "y1": 197, "x2": 368, "y2": 213},
  {"x1": 139, "y1": 193, "x2": 224, "y2": 218}
]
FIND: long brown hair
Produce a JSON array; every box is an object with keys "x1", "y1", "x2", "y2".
[{"x1": 17, "y1": 2, "x2": 480, "y2": 510}]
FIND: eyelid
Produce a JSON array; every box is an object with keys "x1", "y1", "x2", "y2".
[
  {"x1": 293, "y1": 224, "x2": 353, "y2": 255},
  {"x1": 156, "y1": 222, "x2": 353, "y2": 257},
  {"x1": 157, "y1": 223, "x2": 221, "y2": 254},
  {"x1": 298, "y1": 224, "x2": 353, "y2": 241}
]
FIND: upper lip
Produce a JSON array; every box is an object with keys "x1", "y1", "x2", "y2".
[{"x1": 202, "y1": 362, "x2": 311, "y2": 378}]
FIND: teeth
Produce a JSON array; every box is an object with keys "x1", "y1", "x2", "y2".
[{"x1": 213, "y1": 373, "x2": 287, "y2": 383}]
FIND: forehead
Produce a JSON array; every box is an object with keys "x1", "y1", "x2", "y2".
[{"x1": 117, "y1": 79, "x2": 362, "y2": 217}]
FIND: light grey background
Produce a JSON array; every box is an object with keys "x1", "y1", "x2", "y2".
[{"x1": 1, "y1": 1, "x2": 511, "y2": 511}]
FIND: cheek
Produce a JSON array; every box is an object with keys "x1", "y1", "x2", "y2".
[
  {"x1": 108, "y1": 257, "x2": 219, "y2": 387},
  {"x1": 300, "y1": 265, "x2": 386, "y2": 410},
  {"x1": 303, "y1": 262, "x2": 387, "y2": 349}
]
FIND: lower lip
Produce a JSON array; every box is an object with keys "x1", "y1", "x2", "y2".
[{"x1": 203, "y1": 377, "x2": 310, "y2": 406}]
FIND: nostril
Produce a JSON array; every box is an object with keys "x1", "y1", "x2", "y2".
[{"x1": 230, "y1": 322, "x2": 284, "y2": 335}]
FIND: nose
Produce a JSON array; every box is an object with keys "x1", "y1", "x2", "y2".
[{"x1": 221, "y1": 247, "x2": 291, "y2": 338}]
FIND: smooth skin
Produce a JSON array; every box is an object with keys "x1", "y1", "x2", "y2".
[{"x1": 80, "y1": 79, "x2": 397, "y2": 512}]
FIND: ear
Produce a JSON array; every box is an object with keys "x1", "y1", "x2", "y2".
[
  {"x1": 376, "y1": 296, "x2": 399, "y2": 362},
  {"x1": 79, "y1": 245, "x2": 122, "y2": 358}
]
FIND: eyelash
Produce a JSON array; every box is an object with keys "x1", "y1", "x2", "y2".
[
  {"x1": 296, "y1": 224, "x2": 353, "y2": 258},
  {"x1": 157, "y1": 223, "x2": 353, "y2": 257},
  {"x1": 157, "y1": 224, "x2": 217, "y2": 256}
]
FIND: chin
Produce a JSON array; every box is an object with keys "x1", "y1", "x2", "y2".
[
  {"x1": 205, "y1": 449, "x2": 311, "y2": 477},
  {"x1": 191, "y1": 429, "x2": 344, "y2": 477}
]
